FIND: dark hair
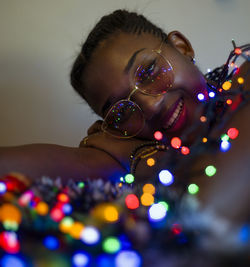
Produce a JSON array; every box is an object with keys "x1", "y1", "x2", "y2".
[{"x1": 70, "y1": 9, "x2": 168, "y2": 103}]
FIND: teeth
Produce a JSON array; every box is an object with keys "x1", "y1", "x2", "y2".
[{"x1": 164, "y1": 98, "x2": 184, "y2": 129}]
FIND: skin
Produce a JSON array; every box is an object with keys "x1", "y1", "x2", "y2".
[{"x1": 0, "y1": 31, "x2": 249, "y2": 230}]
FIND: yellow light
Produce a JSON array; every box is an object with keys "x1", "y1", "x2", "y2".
[
  {"x1": 200, "y1": 116, "x2": 207, "y2": 123},
  {"x1": 147, "y1": 158, "x2": 155, "y2": 167},
  {"x1": 104, "y1": 205, "x2": 119, "y2": 223},
  {"x1": 59, "y1": 217, "x2": 74, "y2": 233},
  {"x1": 118, "y1": 183, "x2": 123, "y2": 187},
  {"x1": 142, "y1": 184, "x2": 155, "y2": 195},
  {"x1": 69, "y1": 221, "x2": 84, "y2": 239},
  {"x1": 237, "y1": 77, "x2": 244, "y2": 84},
  {"x1": 35, "y1": 201, "x2": 49, "y2": 216},
  {"x1": 0, "y1": 204, "x2": 21, "y2": 224},
  {"x1": 202, "y1": 137, "x2": 208, "y2": 143},
  {"x1": 141, "y1": 193, "x2": 154, "y2": 206},
  {"x1": 222, "y1": 81, "x2": 232, "y2": 90}
]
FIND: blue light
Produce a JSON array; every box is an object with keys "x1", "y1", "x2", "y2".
[
  {"x1": 208, "y1": 91, "x2": 215, "y2": 98},
  {"x1": 158, "y1": 170, "x2": 174, "y2": 186},
  {"x1": 72, "y1": 252, "x2": 90, "y2": 267},
  {"x1": 1, "y1": 255, "x2": 25, "y2": 267},
  {"x1": 0, "y1": 182, "x2": 7, "y2": 194},
  {"x1": 62, "y1": 203, "x2": 72, "y2": 215},
  {"x1": 148, "y1": 203, "x2": 167, "y2": 222},
  {"x1": 43, "y1": 236, "x2": 59, "y2": 250},
  {"x1": 96, "y1": 254, "x2": 114, "y2": 267},
  {"x1": 197, "y1": 93, "x2": 205, "y2": 101},
  {"x1": 220, "y1": 140, "x2": 231, "y2": 152},
  {"x1": 115, "y1": 250, "x2": 141, "y2": 267}
]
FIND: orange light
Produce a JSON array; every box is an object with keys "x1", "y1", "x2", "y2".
[
  {"x1": 35, "y1": 201, "x2": 49, "y2": 216},
  {"x1": 222, "y1": 81, "x2": 232, "y2": 91},
  {"x1": 226, "y1": 99, "x2": 232, "y2": 105},
  {"x1": 147, "y1": 158, "x2": 155, "y2": 167},
  {"x1": 234, "y1": 48, "x2": 242, "y2": 55},
  {"x1": 0, "y1": 204, "x2": 22, "y2": 224},
  {"x1": 141, "y1": 193, "x2": 154, "y2": 206},
  {"x1": 104, "y1": 205, "x2": 119, "y2": 223},
  {"x1": 171, "y1": 137, "x2": 181, "y2": 149},
  {"x1": 143, "y1": 184, "x2": 155, "y2": 195},
  {"x1": 200, "y1": 116, "x2": 207, "y2": 123},
  {"x1": 57, "y1": 193, "x2": 69, "y2": 203},
  {"x1": 237, "y1": 77, "x2": 244, "y2": 84},
  {"x1": 154, "y1": 131, "x2": 163, "y2": 140},
  {"x1": 69, "y1": 221, "x2": 84, "y2": 239},
  {"x1": 202, "y1": 137, "x2": 208, "y2": 143}
]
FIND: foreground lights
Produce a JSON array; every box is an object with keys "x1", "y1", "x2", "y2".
[
  {"x1": 197, "y1": 93, "x2": 205, "y2": 101},
  {"x1": 220, "y1": 140, "x2": 231, "y2": 152},
  {"x1": 143, "y1": 183, "x2": 155, "y2": 195},
  {"x1": 125, "y1": 194, "x2": 139, "y2": 210},
  {"x1": 181, "y1": 146, "x2": 190, "y2": 155},
  {"x1": 147, "y1": 158, "x2": 155, "y2": 167},
  {"x1": 159, "y1": 170, "x2": 174, "y2": 186},
  {"x1": 80, "y1": 226, "x2": 100, "y2": 245},
  {"x1": 1, "y1": 255, "x2": 25, "y2": 267},
  {"x1": 237, "y1": 77, "x2": 244, "y2": 84},
  {"x1": 115, "y1": 250, "x2": 141, "y2": 267},
  {"x1": 188, "y1": 184, "x2": 199, "y2": 195},
  {"x1": 35, "y1": 201, "x2": 49, "y2": 216},
  {"x1": 141, "y1": 193, "x2": 154, "y2": 206},
  {"x1": 72, "y1": 252, "x2": 90, "y2": 267},
  {"x1": 124, "y1": 174, "x2": 134, "y2": 184},
  {"x1": 104, "y1": 205, "x2": 119, "y2": 222},
  {"x1": 205, "y1": 165, "x2": 217, "y2": 177},
  {"x1": 154, "y1": 131, "x2": 163, "y2": 140},
  {"x1": 103, "y1": 236, "x2": 121, "y2": 254},
  {"x1": 221, "y1": 133, "x2": 229, "y2": 142},
  {"x1": 148, "y1": 203, "x2": 167, "y2": 222}
]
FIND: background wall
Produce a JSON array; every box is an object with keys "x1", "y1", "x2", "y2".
[{"x1": 0, "y1": 0, "x2": 249, "y2": 146}]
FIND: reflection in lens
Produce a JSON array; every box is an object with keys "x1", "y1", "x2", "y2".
[
  {"x1": 134, "y1": 50, "x2": 173, "y2": 95},
  {"x1": 102, "y1": 100, "x2": 144, "y2": 138}
]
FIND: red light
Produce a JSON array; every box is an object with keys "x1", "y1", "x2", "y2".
[
  {"x1": 181, "y1": 146, "x2": 190, "y2": 155},
  {"x1": 234, "y1": 48, "x2": 242, "y2": 55},
  {"x1": 226, "y1": 99, "x2": 232, "y2": 105},
  {"x1": 171, "y1": 137, "x2": 181, "y2": 149},
  {"x1": 227, "y1": 128, "x2": 239, "y2": 139},
  {"x1": 0, "y1": 232, "x2": 20, "y2": 254},
  {"x1": 50, "y1": 208, "x2": 64, "y2": 222},
  {"x1": 125, "y1": 194, "x2": 139, "y2": 210},
  {"x1": 154, "y1": 131, "x2": 163, "y2": 140},
  {"x1": 171, "y1": 223, "x2": 182, "y2": 235}
]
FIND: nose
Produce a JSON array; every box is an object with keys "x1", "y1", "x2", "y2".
[{"x1": 132, "y1": 91, "x2": 165, "y2": 120}]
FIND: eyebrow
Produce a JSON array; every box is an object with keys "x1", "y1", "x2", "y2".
[{"x1": 101, "y1": 48, "x2": 145, "y2": 116}]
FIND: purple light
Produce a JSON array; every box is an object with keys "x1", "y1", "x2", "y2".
[
  {"x1": 209, "y1": 91, "x2": 215, "y2": 98},
  {"x1": 197, "y1": 93, "x2": 205, "y2": 101}
]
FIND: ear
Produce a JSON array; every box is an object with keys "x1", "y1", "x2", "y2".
[{"x1": 167, "y1": 31, "x2": 195, "y2": 59}]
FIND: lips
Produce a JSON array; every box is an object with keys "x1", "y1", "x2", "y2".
[{"x1": 162, "y1": 97, "x2": 187, "y2": 132}]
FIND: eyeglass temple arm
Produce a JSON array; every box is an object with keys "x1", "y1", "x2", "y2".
[{"x1": 128, "y1": 86, "x2": 139, "y2": 100}]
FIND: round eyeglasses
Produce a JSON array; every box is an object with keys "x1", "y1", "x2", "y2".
[{"x1": 101, "y1": 48, "x2": 174, "y2": 138}]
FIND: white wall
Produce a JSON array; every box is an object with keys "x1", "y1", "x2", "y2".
[{"x1": 0, "y1": 0, "x2": 249, "y2": 146}]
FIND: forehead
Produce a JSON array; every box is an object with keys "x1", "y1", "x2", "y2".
[{"x1": 84, "y1": 32, "x2": 162, "y2": 115}]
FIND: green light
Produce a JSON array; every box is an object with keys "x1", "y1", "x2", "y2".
[
  {"x1": 61, "y1": 217, "x2": 74, "y2": 227},
  {"x1": 102, "y1": 237, "x2": 121, "y2": 254},
  {"x1": 188, "y1": 184, "x2": 199, "y2": 194},
  {"x1": 205, "y1": 165, "x2": 217, "y2": 177},
  {"x1": 3, "y1": 220, "x2": 18, "y2": 231},
  {"x1": 158, "y1": 201, "x2": 169, "y2": 211},
  {"x1": 125, "y1": 174, "x2": 135, "y2": 184},
  {"x1": 221, "y1": 134, "x2": 229, "y2": 142},
  {"x1": 78, "y1": 182, "x2": 85, "y2": 188}
]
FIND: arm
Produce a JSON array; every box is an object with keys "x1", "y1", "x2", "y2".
[{"x1": 0, "y1": 144, "x2": 127, "y2": 182}]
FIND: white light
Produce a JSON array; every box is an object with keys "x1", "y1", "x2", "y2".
[
  {"x1": 148, "y1": 203, "x2": 167, "y2": 222},
  {"x1": 158, "y1": 170, "x2": 174, "y2": 186},
  {"x1": 115, "y1": 250, "x2": 141, "y2": 267},
  {"x1": 197, "y1": 93, "x2": 205, "y2": 101},
  {"x1": 207, "y1": 68, "x2": 211, "y2": 73},
  {"x1": 0, "y1": 182, "x2": 7, "y2": 194},
  {"x1": 220, "y1": 140, "x2": 231, "y2": 152},
  {"x1": 80, "y1": 226, "x2": 100, "y2": 245},
  {"x1": 72, "y1": 252, "x2": 89, "y2": 267},
  {"x1": 209, "y1": 91, "x2": 215, "y2": 98}
]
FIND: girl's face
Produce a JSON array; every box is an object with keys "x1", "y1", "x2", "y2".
[{"x1": 84, "y1": 32, "x2": 207, "y2": 142}]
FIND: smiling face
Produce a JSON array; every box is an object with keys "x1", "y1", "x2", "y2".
[{"x1": 84, "y1": 31, "x2": 208, "y2": 142}]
